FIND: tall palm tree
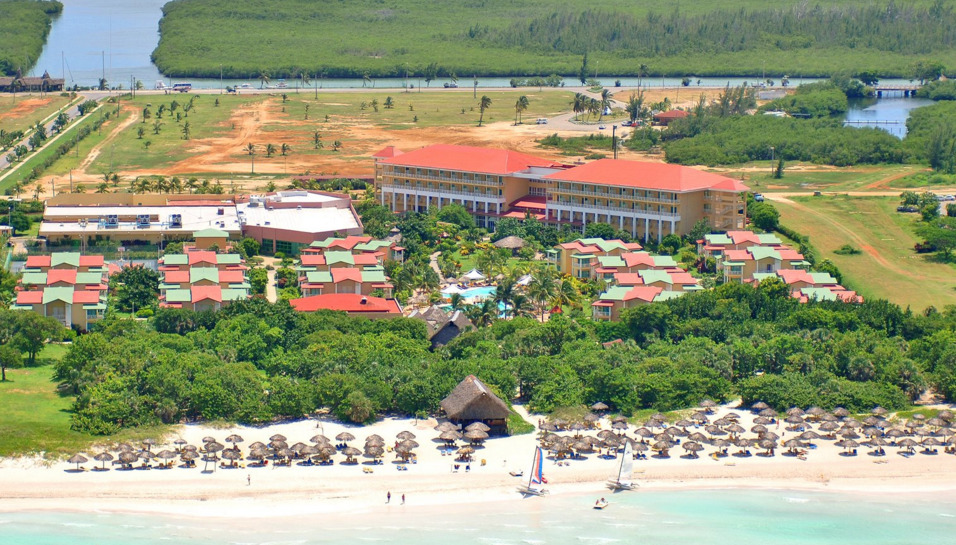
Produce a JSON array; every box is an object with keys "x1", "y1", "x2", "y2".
[
  {"x1": 527, "y1": 266, "x2": 558, "y2": 321},
  {"x1": 551, "y1": 278, "x2": 581, "y2": 311},
  {"x1": 185, "y1": 178, "x2": 198, "y2": 194},
  {"x1": 570, "y1": 93, "x2": 586, "y2": 121},
  {"x1": 639, "y1": 64, "x2": 649, "y2": 89},
  {"x1": 478, "y1": 95, "x2": 492, "y2": 127},
  {"x1": 599, "y1": 89, "x2": 612, "y2": 121},
  {"x1": 514, "y1": 95, "x2": 529, "y2": 125},
  {"x1": 449, "y1": 292, "x2": 465, "y2": 311},
  {"x1": 466, "y1": 299, "x2": 498, "y2": 328},
  {"x1": 258, "y1": 71, "x2": 271, "y2": 89}
]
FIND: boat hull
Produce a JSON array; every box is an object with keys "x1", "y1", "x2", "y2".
[
  {"x1": 606, "y1": 480, "x2": 638, "y2": 491},
  {"x1": 516, "y1": 486, "x2": 548, "y2": 496}
]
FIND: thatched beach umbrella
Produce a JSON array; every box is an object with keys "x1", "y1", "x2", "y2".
[
  {"x1": 872, "y1": 406, "x2": 889, "y2": 416},
  {"x1": 246, "y1": 449, "x2": 265, "y2": 462},
  {"x1": 118, "y1": 451, "x2": 138, "y2": 468},
  {"x1": 116, "y1": 443, "x2": 133, "y2": 452},
  {"x1": 759, "y1": 408, "x2": 778, "y2": 418},
  {"x1": 819, "y1": 421, "x2": 840, "y2": 434},
  {"x1": 751, "y1": 401, "x2": 769, "y2": 411},
  {"x1": 225, "y1": 434, "x2": 244, "y2": 445},
  {"x1": 938, "y1": 410, "x2": 954, "y2": 422},
  {"x1": 156, "y1": 449, "x2": 177, "y2": 463},
  {"x1": 884, "y1": 428, "x2": 906, "y2": 438},
  {"x1": 700, "y1": 399, "x2": 717, "y2": 411},
  {"x1": 202, "y1": 436, "x2": 216, "y2": 444},
  {"x1": 690, "y1": 411, "x2": 709, "y2": 423},
  {"x1": 270, "y1": 434, "x2": 288, "y2": 442},
  {"x1": 439, "y1": 430, "x2": 462, "y2": 443},
  {"x1": 783, "y1": 439, "x2": 805, "y2": 455},
  {"x1": 435, "y1": 421, "x2": 459, "y2": 433},
  {"x1": 751, "y1": 424, "x2": 768, "y2": 434},
  {"x1": 180, "y1": 450, "x2": 199, "y2": 463},
  {"x1": 365, "y1": 445, "x2": 385, "y2": 461},
  {"x1": 839, "y1": 428, "x2": 861, "y2": 440},
  {"x1": 397, "y1": 430, "x2": 418, "y2": 441},
  {"x1": 633, "y1": 427, "x2": 653, "y2": 438},
  {"x1": 464, "y1": 429, "x2": 489, "y2": 443},
  {"x1": 248, "y1": 441, "x2": 266, "y2": 451},
  {"x1": 687, "y1": 432, "x2": 709, "y2": 444},
  {"x1": 897, "y1": 438, "x2": 917, "y2": 452},
  {"x1": 221, "y1": 447, "x2": 242, "y2": 461},
  {"x1": 591, "y1": 402, "x2": 609, "y2": 412},
  {"x1": 335, "y1": 432, "x2": 356, "y2": 443},
  {"x1": 806, "y1": 407, "x2": 825, "y2": 418},
  {"x1": 786, "y1": 407, "x2": 805, "y2": 417},
  {"x1": 270, "y1": 439, "x2": 289, "y2": 451},
  {"x1": 835, "y1": 439, "x2": 859, "y2": 453},
  {"x1": 753, "y1": 416, "x2": 772, "y2": 426},
  {"x1": 68, "y1": 454, "x2": 88, "y2": 471},
  {"x1": 94, "y1": 452, "x2": 114, "y2": 470},
  {"x1": 399, "y1": 439, "x2": 419, "y2": 450},
  {"x1": 833, "y1": 407, "x2": 850, "y2": 418},
  {"x1": 611, "y1": 421, "x2": 629, "y2": 433},
  {"x1": 682, "y1": 441, "x2": 704, "y2": 457},
  {"x1": 205, "y1": 441, "x2": 224, "y2": 454},
  {"x1": 310, "y1": 435, "x2": 330, "y2": 445}
]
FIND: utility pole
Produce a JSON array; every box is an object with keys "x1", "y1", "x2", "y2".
[
  {"x1": 612, "y1": 125, "x2": 618, "y2": 160},
  {"x1": 220, "y1": 64, "x2": 223, "y2": 94}
]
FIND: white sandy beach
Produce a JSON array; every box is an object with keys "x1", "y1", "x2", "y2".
[{"x1": 3, "y1": 405, "x2": 956, "y2": 519}]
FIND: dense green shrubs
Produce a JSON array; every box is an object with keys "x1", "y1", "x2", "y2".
[
  {"x1": 916, "y1": 80, "x2": 956, "y2": 101},
  {"x1": 760, "y1": 87, "x2": 848, "y2": 118},
  {"x1": 0, "y1": 1, "x2": 62, "y2": 76},
  {"x1": 664, "y1": 115, "x2": 906, "y2": 166}
]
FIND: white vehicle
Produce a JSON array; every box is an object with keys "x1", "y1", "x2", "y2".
[
  {"x1": 536, "y1": 118, "x2": 548, "y2": 125},
  {"x1": 154, "y1": 81, "x2": 168, "y2": 90},
  {"x1": 238, "y1": 83, "x2": 252, "y2": 89}
]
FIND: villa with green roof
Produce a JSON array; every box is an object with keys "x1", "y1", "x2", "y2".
[
  {"x1": 301, "y1": 235, "x2": 404, "y2": 264},
  {"x1": 591, "y1": 285, "x2": 685, "y2": 321},
  {"x1": 547, "y1": 238, "x2": 644, "y2": 279},
  {"x1": 298, "y1": 267, "x2": 394, "y2": 298},
  {"x1": 157, "y1": 250, "x2": 250, "y2": 311},
  {"x1": 13, "y1": 252, "x2": 108, "y2": 329},
  {"x1": 719, "y1": 246, "x2": 810, "y2": 283},
  {"x1": 697, "y1": 230, "x2": 784, "y2": 260},
  {"x1": 751, "y1": 269, "x2": 863, "y2": 304},
  {"x1": 593, "y1": 251, "x2": 680, "y2": 281}
]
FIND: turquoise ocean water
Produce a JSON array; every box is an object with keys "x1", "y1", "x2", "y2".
[{"x1": 4, "y1": 488, "x2": 955, "y2": 545}]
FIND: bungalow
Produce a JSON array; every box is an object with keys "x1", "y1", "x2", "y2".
[
  {"x1": 289, "y1": 293, "x2": 403, "y2": 318},
  {"x1": 298, "y1": 267, "x2": 393, "y2": 297},
  {"x1": 697, "y1": 230, "x2": 784, "y2": 260},
  {"x1": 407, "y1": 306, "x2": 476, "y2": 348},
  {"x1": 158, "y1": 251, "x2": 250, "y2": 311},
  {"x1": 719, "y1": 245, "x2": 810, "y2": 283},
  {"x1": 652, "y1": 109, "x2": 689, "y2": 126},
  {"x1": 301, "y1": 235, "x2": 404, "y2": 263},
  {"x1": 591, "y1": 285, "x2": 684, "y2": 321},
  {"x1": 546, "y1": 238, "x2": 643, "y2": 278},
  {"x1": 593, "y1": 251, "x2": 680, "y2": 280},
  {"x1": 297, "y1": 250, "x2": 380, "y2": 272},
  {"x1": 751, "y1": 269, "x2": 863, "y2": 304},
  {"x1": 793, "y1": 286, "x2": 864, "y2": 304},
  {"x1": 613, "y1": 269, "x2": 703, "y2": 292},
  {"x1": 12, "y1": 252, "x2": 108, "y2": 329}
]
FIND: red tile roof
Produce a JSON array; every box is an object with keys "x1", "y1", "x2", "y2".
[
  {"x1": 326, "y1": 236, "x2": 373, "y2": 250},
  {"x1": 191, "y1": 285, "x2": 222, "y2": 303},
  {"x1": 300, "y1": 255, "x2": 327, "y2": 267},
  {"x1": 188, "y1": 251, "x2": 218, "y2": 266},
  {"x1": 546, "y1": 159, "x2": 749, "y2": 193},
  {"x1": 16, "y1": 291, "x2": 43, "y2": 305},
  {"x1": 621, "y1": 286, "x2": 664, "y2": 302},
  {"x1": 331, "y1": 268, "x2": 364, "y2": 283},
  {"x1": 653, "y1": 110, "x2": 690, "y2": 120},
  {"x1": 614, "y1": 273, "x2": 645, "y2": 286},
  {"x1": 379, "y1": 144, "x2": 558, "y2": 175},
  {"x1": 25, "y1": 256, "x2": 51, "y2": 268},
  {"x1": 164, "y1": 270, "x2": 190, "y2": 284},
  {"x1": 46, "y1": 269, "x2": 77, "y2": 285},
  {"x1": 79, "y1": 256, "x2": 105, "y2": 267},
  {"x1": 73, "y1": 290, "x2": 101, "y2": 304},
  {"x1": 373, "y1": 146, "x2": 404, "y2": 159},
  {"x1": 218, "y1": 270, "x2": 246, "y2": 284},
  {"x1": 290, "y1": 294, "x2": 401, "y2": 314},
  {"x1": 509, "y1": 195, "x2": 547, "y2": 210},
  {"x1": 622, "y1": 252, "x2": 656, "y2": 268}
]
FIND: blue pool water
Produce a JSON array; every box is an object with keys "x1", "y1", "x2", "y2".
[
  {"x1": 5, "y1": 488, "x2": 955, "y2": 544},
  {"x1": 457, "y1": 286, "x2": 496, "y2": 300}
]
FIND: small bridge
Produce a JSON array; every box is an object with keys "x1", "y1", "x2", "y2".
[{"x1": 873, "y1": 85, "x2": 921, "y2": 97}]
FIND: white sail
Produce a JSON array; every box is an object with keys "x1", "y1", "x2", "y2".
[{"x1": 618, "y1": 441, "x2": 633, "y2": 485}]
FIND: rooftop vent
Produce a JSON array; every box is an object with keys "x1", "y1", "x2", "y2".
[{"x1": 360, "y1": 297, "x2": 368, "y2": 305}]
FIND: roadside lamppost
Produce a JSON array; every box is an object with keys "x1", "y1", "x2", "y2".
[{"x1": 770, "y1": 146, "x2": 775, "y2": 176}]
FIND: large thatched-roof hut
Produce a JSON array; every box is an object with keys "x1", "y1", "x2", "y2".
[{"x1": 440, "y1": 375, "x2": 510, "y2": 435}]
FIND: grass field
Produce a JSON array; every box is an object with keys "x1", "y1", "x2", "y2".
[
  {"x1": 153, "y1": 0, "x2": 952, "y2": 79},
  {"x1": 0, "y1": 344, "x2": 167, "y2": 458},
  {"x1": 711, "y1": 164, "x2": 934, "y2": 194},
  {"x1": 774, "y1": 195, "x2": 956, "y2": 310},
  {"x1": 0, "y1": 94, "x2": 74, "y2": 136}
]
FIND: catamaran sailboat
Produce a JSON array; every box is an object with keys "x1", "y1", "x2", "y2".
[
  {"x1": 516, "y1": 446, "x2": 549, "y2": 496},
  {"x1": 606, "y1": 440, "x2": 638, "y2": 491}
]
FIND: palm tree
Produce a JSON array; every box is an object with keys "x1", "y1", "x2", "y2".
[
  {"x1": 639, "y1": 64, "x2": 649, "y2": 89},
  {"x1": 477, "y1": 95, "x2": 492, "y2": 127},
  {"x1": 332, "y1": 140, "x2": 342, "y2": 151},
  {"x1": 281, "y1": 143, "x2": 291, "y2": 156},
  {"x1": 258, "y1": 70, "x2": 271, "y2": 89},
  {"x1": 551, "y1": 278, "x2": 582, "y2": 311},
  {"x1": 448, "y1": 292, "x2": 465, "y2": 311},
  {"x1": 514, "y1": 95, "x2": 529, "y2": 125},
  {"x1": 466, "y1": 298, "x2": 498, "y2": 328},
  {"x1": 494, "y1": 277, "x2": 518, "y2": 317},
  {"x1": 510, "y1": 293, "x2": 534, "y2": 318},
  {"x1": 599, "y1": 89, "x2": 612, "y2": 121},
  {"x1": 181, "y1": 122, "x2": 191, "y2": 140},
  {"x1": 186, "y1": 178, "x2": 198, "y2": 194},
  {"x1": 266, "y1": 143, "x2": 277, "y2": 157},
  {"x1": 362, "y1": 71, "x2": 372, "y2": 88},
  {"x1": 527, "y1": 266, "x2": 558, "y2": 321},
  {"x1": 571, "y1": 93, "x2": 586, "y2": 121},
  {"x1": 246, "y1": 143, "x2": 256, "y2": 155},
  {"x1": 96, "y1": 182, "x2": 109, "y2": 193}
]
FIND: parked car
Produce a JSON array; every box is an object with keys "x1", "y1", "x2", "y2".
[
  {"x1": 444, "y1": 82, "x2": 458, "y2": 88},
  {"x1": 536, "y1": 118, "x2": 548, "y2": 125},
  {"x1": 753, "y1": 193, "x2": 765, "y2": 202},
  {"x1": 897, "y1": 205, "x2": 919, "y2": 213}
]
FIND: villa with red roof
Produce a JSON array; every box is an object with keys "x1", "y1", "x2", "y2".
[
  {"x1": 546, "y1": 238, "x2": 643, "y2": 278},
  {"x1": 374, "y1": 144, "x2": 747, "y2": 241},
  {"x1": 697, "y1": 230, "x2": 785, "y2": 259},
  {"x1": 613, "y1": 269, "x2": 703, "y2": 292},
  {"x1": 301, "y1": 235, "x2": 404, "y2": 263},
  {"x1": 591, "y1": 285, "x2": 685, "y2": 321},
  {"x1": 751, "y1": 269, "x2": 863, "y2": 304},
  {"x1": 290, "y1": 293, "x2": 403, "y2": 318},
  {"x1": 157, "y1": 251, "x2": 250, "y2": 311},
  {"x1": 12, "y1": 252, "x2": 108, "y2": 329},
  {"x1": 719, "y1": 245, "x2": 811, "y2": 283}
]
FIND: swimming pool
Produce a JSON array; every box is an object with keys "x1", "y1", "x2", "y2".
[{"x1": 458, "y1": 286, "x2": 496, "y2": 300}]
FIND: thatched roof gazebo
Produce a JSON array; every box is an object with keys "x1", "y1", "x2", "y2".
[
  {"x1": 493, "y1": 236, "x2": 527, "y2": 256},
  {"x1": 440, "y1": 375, "x2": 510, "y2": 435}
]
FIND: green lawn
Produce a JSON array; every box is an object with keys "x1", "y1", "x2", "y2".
[
  {"x1": 0, "y1": 93, "x2": 74, "y2": 136},
  {"x1": 0, "y1": 344, "x2": 168, "y2": 458},
  {"x1": 711, "y1": 164, "x2": 926, "y2": 193},
  {"x1": 774, "y1": 195, "x2": 956, "y2": 310}
]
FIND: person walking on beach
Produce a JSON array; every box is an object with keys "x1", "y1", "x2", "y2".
[
  {"x1": 387, "y1": 491, "x2": 391, "y2": 503},
  {"x1": 401, "y1": 493, "x2": 405, "y2": 505},
  {"x1": 247, "y1": 474, "x2": 251, "y2": 486}
]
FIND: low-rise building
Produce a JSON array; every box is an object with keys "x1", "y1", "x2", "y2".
[
  {"x1": 613, "y1": 269, "x2": 703, "y2": 292},
  {"x1": 697, "y1": 231, "x2": 784, "y2": 260},
  {"x1": 289, "y1": 293, "x2": 403, "y2": 318},
  {"x1": 11, "y1": 252, "x2": 108, "y2": 329},
  {"x1": 299, "y1": 267, "x2": 393, "y2": 298},
  {"x1": 792, "y1": 286, "x2": 864, "y2": 304},
  {"x1": 750, "y1": 269, "x2": 863, "y2": 304},
  {"x1": 591, "y1": 285, "x2": 684, "y2": 321},
  {"x1": 719, "y1": 246, "x2": 810, "y2": 283},
  {"x1": 158, "y1": 251, "x2": 250, "y2": 311},
  {"x1": 374, "y1": 144, "x2": 748, "y2": 240},
  {"x1": 301, "y1": 235, "x2": 404, "y2": 263},
  {"x1": 546, "y1": 238, "x2": 643, "y2": 278},
  {"x1": 593, "y1": 251, "x2": 680, "y2": 280}
]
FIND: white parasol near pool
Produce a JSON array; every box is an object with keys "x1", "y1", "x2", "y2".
[{"x1": 462, "y1": 268, "x2": 486, "y2": 281}]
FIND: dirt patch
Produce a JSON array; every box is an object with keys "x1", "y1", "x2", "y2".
[{"x1": 0, "y1": 98, "x2": 53, "y2": 121}]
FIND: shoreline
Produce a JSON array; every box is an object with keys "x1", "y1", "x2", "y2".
[{"x1": 3, "y1": 407, "x2": 956, "y2": 520}]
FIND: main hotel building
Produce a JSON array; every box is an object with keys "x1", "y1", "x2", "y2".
[{"x1": 373, "y1": 145, "x2": 748, "y2": 241}]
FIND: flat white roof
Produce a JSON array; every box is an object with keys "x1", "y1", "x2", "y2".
[
  {"x1": 41, "y1": 205, "x2": 241, "y2": 235},
  {"x1": 237, "y1": 202, "x2": 359, "y2": 234},
  {"x1": 264, "y1": 191, "x2": 342, "y2": 204}
]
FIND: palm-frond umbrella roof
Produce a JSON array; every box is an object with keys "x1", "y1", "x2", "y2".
[
  {"x1": 439, "y1": 430, "x2": 462, "y2": 441},
  {"x1": 202, "y1": 436, "x2": 217, "y2": 443},
  {"x1": 310, "y1": 435, "x2": 331, "y2": 445},
  {"x1": 690, "y1": 411, "x2": 709, "y2": 422},
  {"x1": 611, "y1": 421, "x2": 629, "y2": 431},
  {"x1": 669, "y1": 427, "x2": 689, "y2": 437},
  {"x1": 596, "y1": 430, "x2": 615, "y2": 440},
  {"x1": 270, "y1": 440, "x2": 289, "y2": 450},
  {"x1": 761, "y1": 431, "x2": 780, "y2": 441},
  {"x1": 591, "y1": 402, "x2": 609, "y2": 411},
  {"x1": 633, "y1": 427, "x2": 653, "y2": 438},
  {"x1": 839, "y1": 429, "x2": 860, "y2": 439},
  {"x1": 225, "y1": 434, "x2": 244, "y2": 444},
  {"x1": 713, "y1": 417, "x2": 733, "y2": 427},
  {"x1": 751, "y1": 401, "x2": 770, "y2": 411},
  {"x1": 863, "y1": 427, "x2": 882, "y2": 437},
  {"x1": 784, "y1": 415, "x2": 805, "y2": 424},
  {"x1": 248, "y1": 441, "x2": 266, "y2": 450},
  {"x1": 938, "y1": 410, "x2": 954, "y2": 422},
  {"x1": 753, "y1": 416, "x2": 773, "y2": 425},
  {"x1": 342, "y1": 446, "x2": 362, "y2": 457},
  {"x1": 751, "y1": 424, "x2": 768, "y2": 434},
  {"x1": 926, "y1": 417, "x2": 947, "y2": 427},
  {"x1": 700, "y1": 399, "x2": 717, "y2": 409},
  {"x1": 246, "y1": 450, "x2": 265, "y2": 461},
  {"x1": 872, "y1": 406, "x2": 889, "y2": 416},
  {"x1": 735, "y1": 437, "x2": 754, "y2": 447},
  {"x1": 786, "y1": 407, "x2": 805, "y2": 417},
  {"x1": 835, "y1": 439, "x2": 859, "y2": 449},
  {"x1": 116, "y1": 443, "x2": 133, "y2": 452},
  {"x1": 652, "y1": 440, "x2": 672, "y2": 451},
  {"x1": 759, "y1": 408, "x2": 778, "y2": 417},
  {"x1": 118, "y1": 451, "x2": 139, "y2": 464},
  {"x1": 335, "y1": 431, "x2": 356, "y2": 442},
  {"x1": 397, "y1": 430, "x2": 420, "y2": 440},
  {"x1": 688, "y1": 432, "x2": 709, "y2": 443},
  {"x1": 799, "y1": 430, "x2": 822, "y2": 440},
  {"x1": 862, "y1": 416, "x2": 883, "y2": 427},
  {"x1": 584, "y1": 413, "x2": 600, "y2": 423},
  {"x1": 675, "y1": 419, "x2": 694, "y2": 428},
  {"x1": 843, "y1": 418, "x2": 862, "y2": 428},
  {"x1": 833, "y1": 407, "x2": 850, "y2": 418},
  {"x1": 725, "y1": 412, "x2": 742, "y2": 420},
  {"x1": 156, "y1": 449, "x2": 177, "y2": 460},
  {"x1": 364, "y1": 445, "x2": 385, "y2": 458},
  {"x1": 68, "y1": 454, "x2": 88, "y2": 464},
  {"x1": 291, "y1": 442, "x2": 307, "y2": 453},
  {"x1": 632, "y1": 442, "x2": 649, "y2": 452},
  {"x1": 922, "y1": 436, "x2": 943, "y2": 446},
  {"x1": 912, "y1": 413, "x2": 927, "y2": 421},
  {"x1": 275, "y1": 448, "x2": 293, "y2": 458},
  {"x1": 758, "y1": 439, "x2": 777, "y2": 449},
  {"x1": 650, "y1": 413, "x2": 667, "y2": 422},
  {"x1": 399, "y1": 439, "x2": 419, "y2": 450},
  {"x1": 183, "y1": 444, "x2": 198, "y2": 452},
  {"x1": 180, "y1": 451, "x2": 200, "y2": 461},
  {"x1": 94, "y1": 452, "x2": 114, "y2": 462},
  {"x1": 884, "y1": 428, "x2": 906, "y2": 438},
  {"x1": 173, "y1": 438, "x2": 187, "y2": 446},
  {"x1": 270, "y1": 434, "x2": 287, "y2": 442},
  {"x1": 819, "y1": 421, "x2": 840, "y2": 432},
  {"x1": 365, "y1": 438, "x2": 386, "y2": 448},
  {"x1": 866, "y1": 437, "x2": 888, "y2": 446},
  {"x1": 726, "y1": 424, "x2": 746, "y2": 434},
  {"x1": 366, "y1": 434, "x2": 384, "y2": 443},
  {"x1": 897, "y1": 438, "x2": 918, "y2": 447},
  {"x1": 683, "y1": 441, "x2": 704, "y2": 452},
  {"x1": 205, "y1": 442, "x2": 224, "y2": 453},
  {"x1": 713, "y1": 438, "x2": 732, "y2": 448},
  {"x1": 784, "y1": 439, "x2": 805, "y2": 448},
  {"x1": 464, "y1": 429, "x2": 489, "y2": 441},
  {"x1": 299, "y1": 445, "x2": 318, "y2": 456},
  {"x1": 435, "y1": 422, "x2": 460, "y2": 432},
  {"x1": 820, "y1": 413, "x2": 838, "y2": 422},
  {"x1": 806, "y1": 407, "x2": 826, "y2": 416}
]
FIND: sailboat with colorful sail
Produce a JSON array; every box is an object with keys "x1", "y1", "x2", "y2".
[
  {"x1": 607, "y1": 439, "x2": 638, "y2": 491},
  {"x1": 516, "y1": 446, "x2": 548, "y2": 496}
]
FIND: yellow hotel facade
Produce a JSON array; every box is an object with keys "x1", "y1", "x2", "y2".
[{"x1": 373, "y1": 144, "x2": 748, "y2": 242}]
